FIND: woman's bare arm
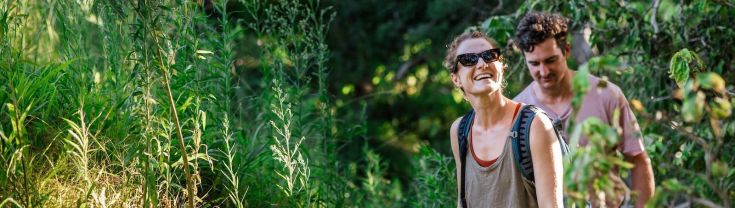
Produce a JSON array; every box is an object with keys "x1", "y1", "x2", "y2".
[
  {"x1": 450, "y1": 118, "x2": 462, "y2": 208},
  {"x1": 530, "y1": 115, "x2": 564, "y2": 208}
]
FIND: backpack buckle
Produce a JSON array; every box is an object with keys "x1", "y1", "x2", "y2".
[{"x1": 553, "y1": 119, "x2": 563, "y2": 131}]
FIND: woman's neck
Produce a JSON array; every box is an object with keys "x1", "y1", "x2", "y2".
[{"x1": 467, "y1": 91, "x2": 513, "y2": 129}]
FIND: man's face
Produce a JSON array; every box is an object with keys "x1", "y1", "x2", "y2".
[{"x1": 523, "y1": 38, "x2": 570, "y2": 91}]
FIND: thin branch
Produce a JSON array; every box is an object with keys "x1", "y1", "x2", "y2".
[
  {"x1": 135, "y1": 5, "x2": 197, "y2": 207},
  {"x1": 691, "y1": 197, "x2": 724, "y2": 208},
  {"x1": 490, "y1": 0, "x2": 504, "y2": 15},
  {"x1": 635, "y1": 109, "x2": 709, "y2": 149},
  {"x1": 637, "y1": 103, "x2": 732, "y2": 207},
  {"x1": 651, "y1": 0, "x2": 661, "y2": 35},
  {"x1": 393, "y1": 56, "x2": 426, "y2": 82},
  {"x1": 156, "y1": 38, "x2": 196, "y2": 208},
  {"x1": 673, "y1": 201, "x2": 691, "y2": 208},
  {"x1": 711, "y1": 0, "x2": 735, "y2": 7}
]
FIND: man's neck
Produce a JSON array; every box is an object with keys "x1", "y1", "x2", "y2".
[{"x1": 534, "y1": 70, "x2": 575, "y2": 105}]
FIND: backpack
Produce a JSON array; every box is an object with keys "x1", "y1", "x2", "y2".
[{"x1": 457, "y1": 104, "x2": 569, "y2": 208}]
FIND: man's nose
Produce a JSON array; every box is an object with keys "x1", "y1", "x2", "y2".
[{"x1": 539, "y1": 64, "x2": 550, "y2": 76}]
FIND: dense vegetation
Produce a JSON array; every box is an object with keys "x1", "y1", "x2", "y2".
[{"x1": 1, "y1": 0, "x2": 733, "y2": 207}]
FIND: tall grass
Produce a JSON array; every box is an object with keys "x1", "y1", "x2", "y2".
[
  {"x1": 0, "y1": 0, "x2": 458, "y2": 207},
  {"x1": 407, "y1": 145, "x2": 457, "y2": 207},
  {"x1": 269, "y1": 81, "x2": 310, "y2": 198},
  {"x1": 219, "y1": 116, "x2": 246, "y2": 208},
  {"x1": 0, "y1": 0, "x2": 208, "y2": 206},
  {"x1": 242, "y1": 0, "x2": 343, "y2": 206}
]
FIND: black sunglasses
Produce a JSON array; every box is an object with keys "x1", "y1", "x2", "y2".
[{"x1": 456, "y1": 48, "x2": 502, "y2": 68}]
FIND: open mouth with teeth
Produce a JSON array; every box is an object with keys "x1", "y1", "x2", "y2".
[{"x1": 473, "y1": 73, "x2": 494, "y2": 81}]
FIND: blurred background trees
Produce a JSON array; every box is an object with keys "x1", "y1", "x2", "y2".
[{"x1": 1, "y1": 0, "x2": 732, "y2": 207}]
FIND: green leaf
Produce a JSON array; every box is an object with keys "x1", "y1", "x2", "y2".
[
  {"x1": 662, "y1": 179, "x2": 686, "y2": 192},
  {"x1": 572, "y1": 63, "x2": 590, "y2": 110},
  {"x1": 196, "y1": 50, "x2": 214, "y2": 54},
  {"x1": 697, "y1": 72, "x2": 726, "y2": 93},
  {"x1": 669, "y1": 49, "x2": 692, "y2": 87},
  {"x1": 591, "y1": 56, "x2": 621, "y2": 73},
  {"x1": 682, "y1": 91, "x2": 705, "y2": 122},
  {"x1": 712, "y1": 161, "x2": 728, "y2": 178},
  {"x1": 710, "y1": 97, "x2": 732, "y2": 119},
  {"x1": 274, "y1": 46, "x2": 292, "y2": 66}
]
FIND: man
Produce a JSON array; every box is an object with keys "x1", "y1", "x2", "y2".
[{"x1": 512, "y1": 12, "x2": 655, "y2": 207}]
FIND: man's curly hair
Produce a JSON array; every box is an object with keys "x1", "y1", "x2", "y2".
[{"x1": 515, "y1": 12, "x2": 570, "y2": 54}]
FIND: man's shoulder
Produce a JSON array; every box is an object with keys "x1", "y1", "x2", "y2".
[
  {"x1": 581, "y1": 74, "x2": 635, "y2": 117},
  {"x1": 513, "y1": 82, "x2": 538, "y2": 104},
  {"x1": 586, "y1": 74, "x2": 626, "y2": 99}
]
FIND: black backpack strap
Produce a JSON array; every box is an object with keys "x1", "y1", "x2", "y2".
[
  {"x1": 511, "y1": 104, "x2": 537, "y2": 181},
  {"x1": 457, "y1": 110, "x2": 474, "y2": 208},
  {"x1": 551, "y1": 117, "x2": 570, "y2": 156},
  {"x1": 529, "y1": 106, "x2": 570, "y2": 156},
  {"x1": 511, "y1": 105, "x2": 570, "y2": 183}
]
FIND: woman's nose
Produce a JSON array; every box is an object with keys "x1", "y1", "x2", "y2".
[{"x1": 476, "y1": 58, "x2": 488, "y2": 69}]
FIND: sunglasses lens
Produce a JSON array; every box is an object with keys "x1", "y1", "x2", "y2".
[
  {"x1": 456, "y1": 49, "x2": 501, "y2": 68},
  {"x1": 457, "y1": 54, "x2": 478, "y2": 66},
  {"x1": 480, "y1": 49, "x2": 500, "y2": 63}
]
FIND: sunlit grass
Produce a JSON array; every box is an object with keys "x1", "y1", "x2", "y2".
[
  {"x1": 1, "y1": 0, "x2": 358, "y2": 207},
  {"x1": 7, "y1": 0, "x2": 714, "y2": 207}
]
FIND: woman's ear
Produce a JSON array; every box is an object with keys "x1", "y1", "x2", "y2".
[{"x1": 450, "y1": 72, "x2": 462, "y2": 88}]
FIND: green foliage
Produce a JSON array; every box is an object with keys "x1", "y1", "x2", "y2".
[
  {"x1": 681, "y1": 86, "x2": 706, "y2": 122},
  {"x1": 407, "y1": 145, "x2": 457, "y2": 207},
  {"x1": 474, "y1": 1, "x2": 735, "y2": 207},
  {"x1": 669, "y1": 48, "x2": 703, "y2": 88},
  {"x1": 572, "y1": 61, "x2": 590, "y2": 110},
  {"x1": 218, "y1": 116, "x2": 245, "y2": 208},
  {"x1": 360, "y1": 146, "x2": 402, "y2": 207},
  {"x1": 565, "y1": 117, "x2": 633, "y2": 207},
  {"x1": 1, "y1": 0, "x2": 241, "y2": 206},
  {"x1": 269, "y1": 80, "x2": 310, "y2": 198},
  {"x1": 1, "y1": 0, "x2": 733, "y2": 207},
  {"x1": 697, "y1": 72, "x2": 727, "y2": 94}
]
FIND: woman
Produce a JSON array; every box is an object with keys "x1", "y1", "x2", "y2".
[{"x1": 446, "y1": 31, "x2": 564, "y2": 208}]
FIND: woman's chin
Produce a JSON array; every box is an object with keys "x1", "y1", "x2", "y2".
[{"x1": 468, "y1": 85, "x2": 501, "y2": 95}]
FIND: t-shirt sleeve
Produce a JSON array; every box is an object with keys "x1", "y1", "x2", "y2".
[{"x1": 613, "y1": 88, "x2": 645, "y2": 156}]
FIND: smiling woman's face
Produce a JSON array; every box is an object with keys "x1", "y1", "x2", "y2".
[{"x1": 451, "y1": 38, "x2": 504, "y2": 96}]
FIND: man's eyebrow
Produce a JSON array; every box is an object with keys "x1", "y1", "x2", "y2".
[
  {"x1": 526, "y1": 58, "x2": 541, "y2": 63},
  {"x1": 544, "y1": 55, "x2": 559, "y2": 62},
  {"x1": 527, "y1": 55, "x2": 556, "y2": 63}
]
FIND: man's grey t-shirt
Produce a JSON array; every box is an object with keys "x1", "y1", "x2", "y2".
[{"x1": 513, "y1": 75, "x2": 645, "y2": 156}]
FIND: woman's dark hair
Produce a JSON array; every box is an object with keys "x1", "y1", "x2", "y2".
[
  {"x1": 515, "y1": 12, "x2": 570, "y2": 54},
  {"x1": 444, "y1": 31, "x2": 501, "y2": 74}
]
